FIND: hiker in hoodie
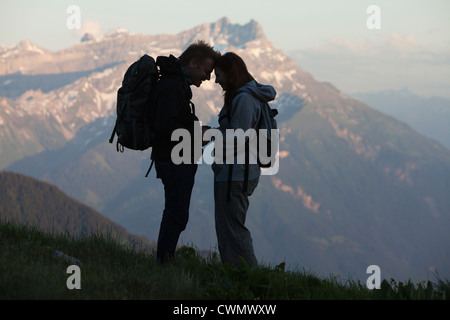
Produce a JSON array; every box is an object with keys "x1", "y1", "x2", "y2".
[
  {"x1": 212, "y1": 52, "x2": 277, "y2": 267},
  {"x1": 151, "y1": 41, "x2": 221, "y2": 264}
]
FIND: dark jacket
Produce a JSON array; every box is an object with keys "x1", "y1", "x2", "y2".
[{"x1": 151, "y1": 55, "x2": 199, "y2": 162}]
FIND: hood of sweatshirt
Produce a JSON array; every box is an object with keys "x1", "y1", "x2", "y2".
[{"x1": 236, "y1": 80, "x2": 277, "y2": 103}]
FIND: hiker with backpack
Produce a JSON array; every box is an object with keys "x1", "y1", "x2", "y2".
[
  {"x1": 212, "y1": 52, "x2": 277, "y2": 267},
  {"x1": 151, "y1": 41, "x2": 221, "y2": 264}
]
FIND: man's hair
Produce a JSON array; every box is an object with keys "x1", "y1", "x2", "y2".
[{"x1": 178, "y1": 40, "x2": 221, "y2": 67}]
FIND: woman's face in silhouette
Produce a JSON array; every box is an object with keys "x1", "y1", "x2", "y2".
[{"x1": 214, "y1": 67, "x2": 228, "y2": 91}]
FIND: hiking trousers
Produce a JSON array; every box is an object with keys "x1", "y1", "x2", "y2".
[
  {"x1": 214, "y1": 177, "x2": 259, "y2": 267},
  {"x1": 155, "y1": 161, "x2": 198, "y2": 263}
]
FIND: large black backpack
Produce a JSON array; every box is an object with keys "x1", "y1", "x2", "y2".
[{"x1": 109, "y1": 54, "x2": 159, "y2": 152}]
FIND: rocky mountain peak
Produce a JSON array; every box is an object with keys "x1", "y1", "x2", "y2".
[
  {"x1": 80, "y1": 33, "x2": 97, "y2": 43},
  {"x1": 208, "y1": 17, "x2": 266, "y2": 48},
  {"x1": 0, "y1": 40, "x2": 48, "y2": 59},
  {"x1": 105, "y1": 27, "x2": 133, "y2": 38},
  {"x1": 16, "y1": 40, "x2": 37, "y2": 50}
]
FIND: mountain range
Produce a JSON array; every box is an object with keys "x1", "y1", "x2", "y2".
[
  {"x1": 349, "y1": 88, "x2": 450, "y2": 150},
  {"x1": 1, "y1": 17, "x2": 449, "y2": 282}
]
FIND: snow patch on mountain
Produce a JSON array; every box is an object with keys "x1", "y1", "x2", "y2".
[
  {"x1": 1, "y1": 17, "x2": 312, "y2": 154},
  {"x1": 0, "y1": 40, "x2": 48, "y2": 58}
]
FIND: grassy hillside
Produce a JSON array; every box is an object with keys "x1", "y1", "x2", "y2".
[
  {"x1": 0, "y1": 220, "x2": 448, "y2": 300},
  {"x1": 0, "y1": 171, "x2": 154, "y2": 249}
]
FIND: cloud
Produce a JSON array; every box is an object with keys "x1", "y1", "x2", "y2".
[
  {"x1": 290, "y1": 34, "x2": 450, "y2": 97},
  {"x1": 384, "y1": 33, "x2": 428, "y2": 52},
  {"x1": 327, "y1": 38, "x2": 378, "y2": 56},
  {"x1": 324, "y1": 34, "x2": 432, "y2": 59},
  {"x1": 73, "y1": 20, "x2": 103, "y2": 39}
]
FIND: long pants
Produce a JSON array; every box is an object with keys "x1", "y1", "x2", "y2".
[
  {"x1": 155, "y1": 161, "x2": 198, "y2": 263},
  {"x1": 214, "y1": 177, "x2": 259, "y2": 267}
]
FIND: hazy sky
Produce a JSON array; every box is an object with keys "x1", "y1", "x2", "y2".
[{"x1": 1, "y1": 0, "x2": 449, "y2": 97}]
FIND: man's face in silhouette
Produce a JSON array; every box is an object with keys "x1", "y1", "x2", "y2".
[{"x1": 185, "y1": 57, "x2": 215, "y2": 87}]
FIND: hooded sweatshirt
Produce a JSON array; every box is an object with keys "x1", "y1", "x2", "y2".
[{"x1": 212, "y1": 80, "x2": 277, "y2": 182}]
